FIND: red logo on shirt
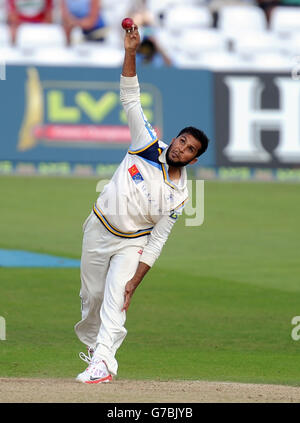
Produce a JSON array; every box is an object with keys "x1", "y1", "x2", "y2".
[
  {"x1": 128, "y1": 164, "x2": 139, "y2": 177},
  {"x1": 128, "y1": 165, "x2": 144, "y2": 184},
  {"x1": 138, "y1": 249, "x2": 143, "y2": 255}
]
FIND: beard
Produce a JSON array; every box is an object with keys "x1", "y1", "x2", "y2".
[{"x1": 166, "y1": 147, "x2": 190, "y2": 168}]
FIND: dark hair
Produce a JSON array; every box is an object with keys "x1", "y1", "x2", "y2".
[{"x1": 177, "y1": 126, "x2": 209, "y2": 157}]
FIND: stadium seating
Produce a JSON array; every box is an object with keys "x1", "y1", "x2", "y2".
[
  {"x1": 159, "y1": 4, "x2": 213, "y2": 62},
  {"x1": 284, "y1": 32, "x2": 300, "y2": 57},
  {"x1": 70, "y1": 43, "x2": 124, "y2": 67},
  {"x1": 169, "y1": 28, "x2": 228, "y2": 68},
  {"x1": 101, "y1": 0, "x2": 132, "y2": 48},
  {"x1": 164, "y1": 5, "x2": 213, "y2": 35},
  {"x1": 16, "y1": 23, "x2": 67, "y2": 52},
  {"x1": 0, "y1": 0, "x2": 6, "y2": 23},
  {"x1": 174, "y1": 28, "x2": 227, "y2": 64},
  {"x1": 231, "y1": 28, "x2": 290, "y2": 70},
  {"x1": 181, "y1": 28, "x2": 227, "y2": 54},
  {"x1": 0, "y1": 1, "x2": 293, "y2": 71},
  {"x1": 0, "y1": 24, "x2": 11, "y2": 46},
  {"x1": 269, "y1": 7, "x2": 300, "y2": 35},
  {"x1": 147, "y1": 0, "x2": 207, "y2": 24},
  {"x1": 14, "y1": 46, "x2": 75, "y2": 65},
  {"x1": 101, "y1": 0, "x2": 132, "y2": 31},
  {"x1": 175, "y1": 50, "x2": 247, "y2": 70},
  {"x1": 249, "y1": 52, "x2": 291, "y2": 70},
  {"x1": 233, "y1": 30, "x2": 282, "y2": 58},
  {"x1": 0, "y1": 46, "x2": 23, "y2": 64},
  {"x1": 218, "y1": 4, "x2": 267, "y2": 37},
  {"x1": 7, "y1": 23, "x2": 69, "y2": 65}
]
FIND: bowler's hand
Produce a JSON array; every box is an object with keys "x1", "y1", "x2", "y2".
[
  {"x1": 121, "y1": 262, "x2": 150, "y2": 312},
  {"x1": 122, "y1": 278, "x2": 139, "y2": 312},
  {"x1": 124, "y1": 24, "x2": 140, "y2": 52}
]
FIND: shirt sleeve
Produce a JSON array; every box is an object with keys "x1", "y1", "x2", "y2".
[
  {"x1": 139, "y1": 214, "x2": 177, "y2": 267},
  {"x1": 120, "y1": 75, "x2": 158, "y2": 151}
]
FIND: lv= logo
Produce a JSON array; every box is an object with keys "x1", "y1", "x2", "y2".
[{"x1": 18, "y1": 68, "x2": 162, "y2": 152}]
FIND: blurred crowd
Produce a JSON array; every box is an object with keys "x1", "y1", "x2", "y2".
[{"x1": 0, "y1": 0, "x2": 300, "y2": 68}]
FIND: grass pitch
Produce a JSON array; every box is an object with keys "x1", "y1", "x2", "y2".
[{"x1": 0, "y1": 176, "x2": 299, "y2": 385}]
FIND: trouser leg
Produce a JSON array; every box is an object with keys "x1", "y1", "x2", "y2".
[
  {"x1": 94, "y1": 245, "x2": 145, "y2": 376},
  {"x1": 74, "y1": 213, "x2": 111, "y2": 349}
]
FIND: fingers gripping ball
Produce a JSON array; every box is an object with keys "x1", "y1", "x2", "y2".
[{"x1": 121, "y1": 17, "x2": 134, "y2": 31}]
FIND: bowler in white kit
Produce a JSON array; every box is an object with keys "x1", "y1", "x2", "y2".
[{"x1": 75, "y1": 23, "x2": 209, "y2": 383}]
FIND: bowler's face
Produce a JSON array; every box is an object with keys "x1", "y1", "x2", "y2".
[{"x1": 167, "y1": 133, "x2": 200, "y2": 167}]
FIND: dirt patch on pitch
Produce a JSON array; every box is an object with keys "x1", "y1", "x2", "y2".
[{"x1": 1, "y1": 378, "x2": 300, "y2": 403}]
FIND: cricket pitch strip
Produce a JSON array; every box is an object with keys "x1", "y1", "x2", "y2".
[{"x1": 0, "y1": 378, "x2": 300, "y2": 403}]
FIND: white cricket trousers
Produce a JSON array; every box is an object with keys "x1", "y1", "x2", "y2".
[{"x1": 74, "y1": 212, "x2": 148, "y2": 376}]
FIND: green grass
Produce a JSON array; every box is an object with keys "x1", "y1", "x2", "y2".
[{"x1": 0, "y1": 176, "x2": 299, "y2": 385}]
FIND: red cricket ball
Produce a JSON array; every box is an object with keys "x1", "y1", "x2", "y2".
[{"x1": 121, "y1": 17, "x2": 134, "y2": 31}]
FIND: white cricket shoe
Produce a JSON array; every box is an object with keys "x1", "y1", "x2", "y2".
[{"x1": 76, "y1": 349, "x2": 112, "y2": 384}]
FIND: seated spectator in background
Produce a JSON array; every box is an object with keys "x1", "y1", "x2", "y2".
[
  {"x1": 129, "y1": 0, "x2": 156, "y2": 27},
  {"x1": 7, "y1": 0, "x2": 53, "y2": 44},
  {"x1": 61, "y1": 0, "x2": 107, "y2": 44},
  {"x1": 260, "y1": 0, "x2": 300, "y2": 24},
  {"x1": 256, "y1": 0, "x2": 279, "y2": 23},
  {"x1": 137, "y1": 34, "x2": 172, "y2": 67},
  {"x1": 129, "y1": 1, "x2": 171, "y2": 66},
  {"x1": 258, "y1": 0, "x2": 300, "y2": 24}
]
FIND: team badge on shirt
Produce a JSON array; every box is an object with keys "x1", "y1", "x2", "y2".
[
  {"x1": 128, "y1": 165, "x2": 144, "y2": 184},
  {"x1": 169, "y1": 211, "x2": 178, "y2": 220}
]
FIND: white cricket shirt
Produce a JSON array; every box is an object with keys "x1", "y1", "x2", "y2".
[{"x1": 94, "y1": 75, "x2": 188, "y2": 267}]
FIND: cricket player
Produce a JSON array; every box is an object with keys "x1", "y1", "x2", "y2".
[{"x1": 75, "y1": 23, "x2": 209, "y2": 384}]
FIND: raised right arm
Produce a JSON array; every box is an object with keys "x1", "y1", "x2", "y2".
[{"x1": 120, "y1": 25, "x2": 158, "y2": 151}]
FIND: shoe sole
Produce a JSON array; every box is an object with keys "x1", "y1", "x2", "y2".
[{"x1": 76, "y1": 374, "x2": 112, "y2": 384}]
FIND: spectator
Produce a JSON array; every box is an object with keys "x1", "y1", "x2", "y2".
[
  {"x1": 61, "y1": 0, "x2": 107, "y2": 44},
  {"x1": 256, "y1": 0, "x2": 279, "y2": 23},
  {"x1": 7, "y1": 0, "x2": 53, "y2": 44},
  {"x1": 258, "y1": 0, "x2": 300, "y2": 24},
  {"x1": 137, "y1": 32, "x2": 172, "y2": 66},
  {"x1": 129, "y1": 0, "x2": 156, "y2": 27},
  {"x1": 257, "y1": 0, "x2": 300, "y2": 24},
  {"x1": 128, "y1": 1, "x2": 171, "y2": 66}
]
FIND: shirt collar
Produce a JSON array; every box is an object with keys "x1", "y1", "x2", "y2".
[
  {"x1": 158, "y1": 147, "x2": 187, "y2": 189},
  {"x1": 158, "y1": 147, "x2": 168, "y2": 164}
]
